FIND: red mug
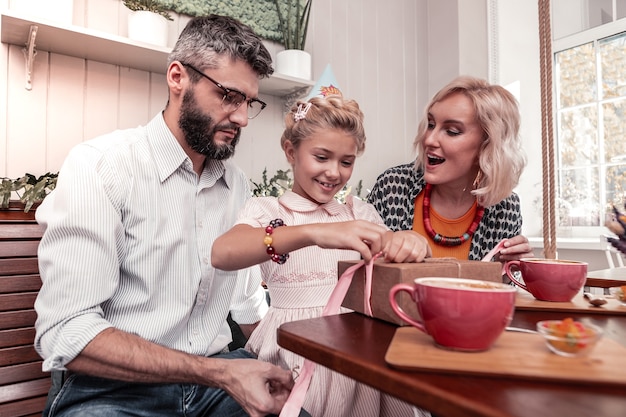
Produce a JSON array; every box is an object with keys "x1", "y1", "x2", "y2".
[
  {"x1": 504, "y1": 258, "x2": 587, "y2": 302},
  {"x1": 389, "y1": 277, "x2": 516, "y2": 351}
]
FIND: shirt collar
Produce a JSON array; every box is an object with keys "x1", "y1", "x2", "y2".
[
  {"x1": 146, "y1": 113, "x2": 227, "y2": 186},
  {"x1": 279, "y1": 190, "x2": 345, "y2": 216}
]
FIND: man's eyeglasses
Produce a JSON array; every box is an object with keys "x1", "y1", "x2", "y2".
[{"x1": 181, "y1": 63, "x2": 267, "y2": 119}]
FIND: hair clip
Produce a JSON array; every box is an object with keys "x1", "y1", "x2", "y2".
[{"x1": 294, "y1": 103, "x2": 312, "y2": 122}]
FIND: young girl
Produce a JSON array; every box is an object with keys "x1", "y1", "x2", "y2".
[{"x1": 212, "y1": 93, "x2": 430, "y2": 417}]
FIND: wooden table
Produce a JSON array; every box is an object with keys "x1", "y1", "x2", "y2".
[
  {"x1": 278, "y1": 312, "x2": 626, "y2": 417},
  {"x1": 586, "y1": 267, "x2": 626, "y2": 288}
]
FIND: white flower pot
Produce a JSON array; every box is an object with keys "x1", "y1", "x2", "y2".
[
  {"x1": 276, "y1": 49, "x2": 312, "y2": 80},
  {"x1": 128, "y1": 11, "x2": 168, "y2": 47},
  {"x1": 10, "y1": 0, "x2": 74, "y2": 25}
]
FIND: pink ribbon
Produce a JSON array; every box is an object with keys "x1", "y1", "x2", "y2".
[
  {"x1": 481, "y1": 239, "x2": 507, "y2": 262},
  {"x1": 481, "y1": 239, "x2": 508, "y2": 275},
  {"x1": 280, "y1": 241, "x2": 507, "y2": 415},
  {"x1": 279, "y1": 253, "x2": 380, "y2": 417},
  {"x1": 278, "y1": 357, "x2": 315, "y2": 417}
]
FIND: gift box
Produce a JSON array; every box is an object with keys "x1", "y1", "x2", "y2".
[{"x1": 339, "y1": 258, "x2": 503, "y2": 326}]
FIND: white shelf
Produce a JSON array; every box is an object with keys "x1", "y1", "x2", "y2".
[
  {"x1": 260, "y1": 72, "x2": 315, "y2": 96},
  {"x1": 0, "y1": 10, "x2": 314, "y2": 97}
]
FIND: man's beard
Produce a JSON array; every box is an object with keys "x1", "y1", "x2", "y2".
[{"x1": 179, "y1": 89, "x2": 241, "y2": 160}]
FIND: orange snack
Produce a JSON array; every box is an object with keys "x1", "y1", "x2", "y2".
[{"x1": 541, "y1": 318, "x2": 596, "y2": 354}]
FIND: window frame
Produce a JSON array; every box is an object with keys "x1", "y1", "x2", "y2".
[{"x1": 552, "y1": 17, "x2": 626, "y2": 238}]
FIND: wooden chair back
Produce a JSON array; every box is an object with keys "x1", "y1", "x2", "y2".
[{"x1": 0, "y1": 204, "x2": 50, "y2": 417}]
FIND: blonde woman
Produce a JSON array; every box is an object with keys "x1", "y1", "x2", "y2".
[{"x1": 369, "y1": 75, "x2": 534, "y2": 262}]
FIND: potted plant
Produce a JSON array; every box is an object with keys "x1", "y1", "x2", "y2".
[
  {"x1": 123, "y1": 0, "x2": 173, "y2": 20},
  {"x1": 273, "y1": 0, "x2": 313, "y2": 80},
  {"x1": 0, "y1": 172, "x2": 58, "y2": 213},
  {"x1": 273, "y1": 0, "x2": 312, "y2": 50},
  {"x1": 250, "y1": 167, "x2": 363, "y2": 203},
  {"x1": 251, "y1": 168, "x2": 293, "y2": 197},
  {"x1": 122, "y1": 0, "x2": 173, "y2": 47}
]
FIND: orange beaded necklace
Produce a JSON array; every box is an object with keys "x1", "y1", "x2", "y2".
[{"x1": 422, "y1": 183, "x2": 485, "y2": 246}]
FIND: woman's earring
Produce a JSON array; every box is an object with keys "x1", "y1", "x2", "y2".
[{"x1": 472, "y1": 170, "x2": 483, "y2": 190}]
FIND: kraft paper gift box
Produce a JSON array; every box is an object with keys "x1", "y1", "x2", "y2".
[{"x1": 339, "y1": 258, "x2": 503, "y2": 326}]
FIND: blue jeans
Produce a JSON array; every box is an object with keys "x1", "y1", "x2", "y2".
[{"x1": 44, "y1": 348, "x2": 310, "y2": 417}]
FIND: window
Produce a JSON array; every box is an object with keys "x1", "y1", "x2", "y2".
[{"x1": 553, "y1": 0, "x2": 626, "y2": 236}]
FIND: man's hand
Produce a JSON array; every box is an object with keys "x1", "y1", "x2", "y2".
[{"x1": 219, "y1": 358, "x2": 294, "y2": 417}]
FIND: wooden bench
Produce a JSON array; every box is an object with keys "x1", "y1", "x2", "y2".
[{"x1": 0, "y1": 203, "x2": 50, "y2": 417}]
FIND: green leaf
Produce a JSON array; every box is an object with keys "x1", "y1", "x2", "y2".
[
  {"x1": 249, "y1": 167, "x2": 366, "y2": 203},
  {"x1": 272, "y1": 0, "x2": 312, "y2": 50},
  {"x1": 0, "y1": 172, "x2": 58, "y2": 212}
]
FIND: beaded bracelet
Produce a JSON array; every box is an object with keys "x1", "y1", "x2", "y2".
[{"x1": 264, "y1": 218, "x2": 289, "y2": 264}]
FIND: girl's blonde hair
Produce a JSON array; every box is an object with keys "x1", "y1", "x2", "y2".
[
  {"x1": 281, "y1": 95, "x2": 366, "y2": 154},
  {"x1": 414, "y1": 75, "x2": 527, "y2": 207}
]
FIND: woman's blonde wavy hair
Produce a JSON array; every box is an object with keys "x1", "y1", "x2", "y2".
[{"x1": 414, "y1": 75, "x2": 527, "y2": 207}]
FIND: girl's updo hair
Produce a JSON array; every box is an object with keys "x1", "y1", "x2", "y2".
[{"x1": 280, "y1": 95, "x2": 366, "y2": 155}]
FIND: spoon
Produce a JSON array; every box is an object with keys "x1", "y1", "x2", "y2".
[
  {"x1": 583, "y1": 292, "x2": 608, "y2": 307},
  {"x1": 505, "y1": 326, "x2": 538, "y2": 334}
]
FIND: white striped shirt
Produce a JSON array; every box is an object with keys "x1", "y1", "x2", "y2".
[{"x1": 34, "y1": 114, "x2": 267, "y2": 371}]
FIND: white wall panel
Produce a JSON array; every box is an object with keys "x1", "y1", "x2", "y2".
[
  {"x1": 233, "y1": 93, "x2": 288, "y2": 187},
  {"x1": 358, "y1": 0, "x2": 383, "y2": 191},
  {"x1": 1, "y1": 0, "x2": 426, "y2": 193},
  {"x1": 496, "y1": 0, "x2": 542, "y2": 237},
  {"x1": 427, "y1": 0, "x2": 460, "y2": 95},
  {"x1": 458, "y1": 0, "x2": 489, "y2": 78},
  {"x1": 119, "y1": 67, "x2": 151, "y2": 129},
  {"x1": 83, "y1": 61, "x2": 119, "y2": 141},
  {"x1": 6, "y1": 46, "x2": 48, "y2": 177},
  {"x1": 1, "y1": 1, "x2": 589, "y2": 260},
  {"x1": 47, "y1": 53, "x2": 85, "y2": 171},
  {"x1": 86, "y1": 0, "x2": 121, "y2": 35},
  {"x1": 403, "y1": 0, "x2": 421, "y2": 162},
  {"x1": 149, "y1": 73, "x2": 168, "y2": 116},
  {"x1": 1, "y1": 1, "x2": 575, "y2": 256},
  {"x1": 301, "y1": 0, "x2": 427, "y2": 191},
  {"x1": 0, "y1": 0, "x2": 8, "y2": 175},
  {"x1": 372, "y1": 3, "x2": 409, "y2": 183}
]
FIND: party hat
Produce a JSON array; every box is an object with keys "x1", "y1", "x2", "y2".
[{"x1": 304, "y1": 64, "x2": 342, "y2": 101}]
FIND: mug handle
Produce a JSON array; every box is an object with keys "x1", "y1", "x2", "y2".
[
  {"x1": 388, "y1": 284, "x2": 426, "y2": 332},
  {"x1": 504, "y1": 260, "x2": 528, "y2": 291}
]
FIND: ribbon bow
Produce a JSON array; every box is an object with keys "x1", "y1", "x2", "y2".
[{"x1": 279, "y1": 253, "x2": 380, "y2": 416}]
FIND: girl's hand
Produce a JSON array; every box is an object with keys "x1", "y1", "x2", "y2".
[
  {"x1": 311, "y1": 220, "x2": 389, "y2": 262},
  {"x1": 381, "y1": 230, "x2": 431, "y2": 263}
]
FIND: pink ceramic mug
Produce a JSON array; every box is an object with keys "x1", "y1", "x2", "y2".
[
  {"x1": 388, "y1": 277, "x2": 516, "y2": 351},
  {"x1": 504, "y1": 258, "x2": 587, "y2": 302}
]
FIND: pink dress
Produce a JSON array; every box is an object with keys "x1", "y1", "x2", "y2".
[{"x1": 236, "y1": 191, "x2": 428, "y2": 417}]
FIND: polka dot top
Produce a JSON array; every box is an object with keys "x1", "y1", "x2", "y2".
[{"x1": 367, "y1": 163, "x2": 523, "y2": 261}]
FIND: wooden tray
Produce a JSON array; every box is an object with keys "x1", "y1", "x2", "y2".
[
  {"x1": 515, "y1": 289, "x2": 626, "y2": 315},
  {"x1": 385, "y1": 327, "x2": 626, "y2": 387}
]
